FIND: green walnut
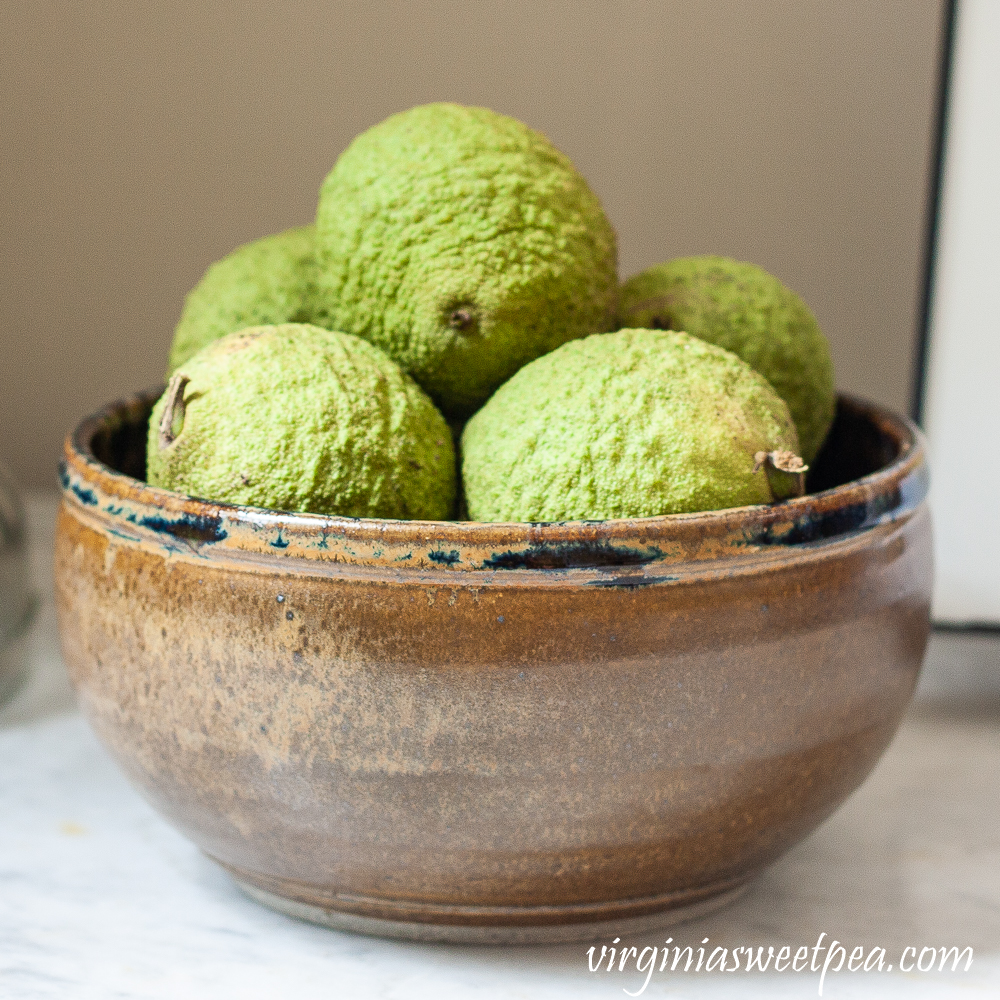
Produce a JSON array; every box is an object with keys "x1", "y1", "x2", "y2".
[
  {"x1": 167, "y1": 225, "x2": 317, "y2": 374},
  {"x1": 461, "y1": 329, "x2": 801, "y2": 522},
  {"x1": 314, "y1": 103, "x2": 618, "y2": 415},
  {"x1": 618, "y1": 256, "x2": 835, "y2": 462},
  {"x1": 148, "y1": 324, "x2": 456, "y2": 519}
]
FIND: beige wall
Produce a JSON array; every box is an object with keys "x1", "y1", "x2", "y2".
[{"x1": 1, "y1": 1, "x2": 944, "y2": 488}]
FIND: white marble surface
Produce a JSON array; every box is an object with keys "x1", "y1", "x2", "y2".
[{"x1": 2, "y1": 495, "x2": 999, "y2": 999}]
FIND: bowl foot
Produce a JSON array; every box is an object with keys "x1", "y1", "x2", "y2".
[{"x1": 225, "y1": 870, "x2": 752, "y2": 944}]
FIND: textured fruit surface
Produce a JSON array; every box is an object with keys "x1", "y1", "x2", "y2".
[
  {"x1": 315, "y1": 103, "x2": 618, "y2": 414},
  {"x1": 149, "y1": 324, "x2": 455, "y2": 519},
  {"x1": 618, "y1": 256, "x2": 835, "y2": 462},
  {"x1": 167, "y1": 225, "x2": 317, "y2": 374},
  {"x1": 461, "y1": 329, "x2": 799, "y2": 522}
]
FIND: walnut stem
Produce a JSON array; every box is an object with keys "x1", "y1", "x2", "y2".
[
  {"x1": 157, "y1": 374, "x2": 190, "y2": 450},
  {"x1": 448, "y1": 308, "x2": 476, "y2": 331},
  {"x1": 754, "y1": 449, "x2": 809, "y2": 501}
]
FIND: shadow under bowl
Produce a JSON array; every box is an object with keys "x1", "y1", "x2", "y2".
[{"x1": 54, "y1": 393, "x2": 932, "y2": 943}]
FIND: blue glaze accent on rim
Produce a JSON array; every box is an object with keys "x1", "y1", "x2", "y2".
[
  {"x1": 742, "y1": 462, "x2": 929, "y2": 548},
  {"x1": 482, "y1": 541, "x2": 666, "y2": 571},
  {"x1": 428, "y1": 549, "x2": 461, "y2": 566},
  {"x1": 70, "y1": 482, "x2": 99, "y2": 506},
  {"x1": 137, "y1": 513, "x2": 228, "y2": 545},
  {"x1": 586, "y1": 573, "x2": 680, "y2": 589}
]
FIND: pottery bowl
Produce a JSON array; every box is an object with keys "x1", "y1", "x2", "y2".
[{"x1": 54, "y1": 392, "x2": 931, "y2": 943}]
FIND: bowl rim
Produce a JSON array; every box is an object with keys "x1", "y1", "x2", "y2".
[{"x1": 59, "y1": 389, "x2": 928, "y2": 572}]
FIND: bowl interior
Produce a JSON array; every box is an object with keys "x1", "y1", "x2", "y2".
[
  {"x1": 90, "y1": 392, "x2": 901, "y2": 502},
  {"x1": 63, "y1": 389, "x2": 924, "y2": 572}
]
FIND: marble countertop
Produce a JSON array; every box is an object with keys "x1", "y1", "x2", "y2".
[{"x1": 2, "y1": 495, "x2": 998, "y2": 999}]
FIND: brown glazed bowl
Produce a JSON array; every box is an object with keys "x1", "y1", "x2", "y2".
[{"x1": 54, "y1": 392, "x2": 931, "y2": 943}]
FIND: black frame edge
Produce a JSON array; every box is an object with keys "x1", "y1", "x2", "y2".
[{"x1": 911, "y1": 0, "x2": 959, "y2": 426}]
